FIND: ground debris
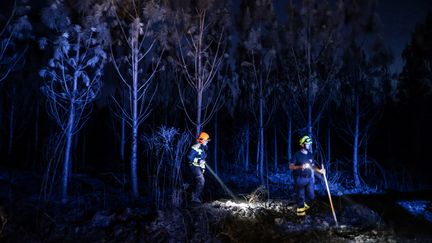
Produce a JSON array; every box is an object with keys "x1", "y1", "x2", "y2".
[{"x1": 0, "y1": 171, "x2": 431, "y2": 242}]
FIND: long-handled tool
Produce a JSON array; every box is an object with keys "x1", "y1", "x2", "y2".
[{"x1": 322, "y1": 164, "x2": 338, "y2": 226}]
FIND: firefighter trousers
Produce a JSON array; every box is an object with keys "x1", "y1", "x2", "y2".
[
  {"x1": 295, "y1": 176, "x2": 315, "y2": 208},
  {"x1": 190, "y1": 165, "x2": 205, "y2": 201}
]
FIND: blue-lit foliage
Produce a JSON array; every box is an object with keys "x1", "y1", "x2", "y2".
[{"x1": 141, "y1": 126, "x2": 191, "y2": 209}]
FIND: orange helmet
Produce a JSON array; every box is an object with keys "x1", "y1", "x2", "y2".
[{"x1": 197, "y1": 132, "x2": 210, "y2": 144}]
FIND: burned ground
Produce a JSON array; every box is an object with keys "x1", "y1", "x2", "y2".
[{"x1": 0, "y1": 170, "x2": 431, "y2": 242}]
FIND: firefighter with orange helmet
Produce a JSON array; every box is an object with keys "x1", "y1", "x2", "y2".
[
  {"x1": 289, "y1": 135, "x2": 325, "y2": 216},
  {"x1": 187, "y1": 131, "x2": 211, "y2": 204}
]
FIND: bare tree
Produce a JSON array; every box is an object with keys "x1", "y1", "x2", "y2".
[
  {"x1": 334, "y1": 0, "x2": 395, "y2": 187},
  {"x1": 237, "y1": 0, "x2": 278, "y2": 185},
  {"x1": 40, "y1": 3, "x2": 107, "y2": 200},
  {"x1": 283, "y1": 0, "x2": 345, "y2": 152},
  {"x1": 175, "y1": 0, "x2": 227, "y2": 136},
  {"x1": 110, "y1": 0, "x2": 166, "y2": 197},
  {"x1": 338, "y1": 38, "x2": 393, "y2": 187}
]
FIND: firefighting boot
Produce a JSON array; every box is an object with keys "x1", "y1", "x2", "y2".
[{"x1": 296, "y1": 207, "x2": 306, "y2": 216}]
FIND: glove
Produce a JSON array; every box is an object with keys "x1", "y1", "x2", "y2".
[{"x1": 199, "y1": 160, "x2": 206, "y2": 169}]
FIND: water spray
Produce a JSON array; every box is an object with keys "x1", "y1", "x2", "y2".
[{"x1": 205, "y1": 164, "x2": 238, "y2": 201}]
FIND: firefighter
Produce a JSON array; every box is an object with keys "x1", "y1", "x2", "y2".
[
  {"x1": 289, "y1": 135, "x2": 325, "y2": 216},
  {"x1": 187, "y1": 131, "x2": 210, "y2": 204}
]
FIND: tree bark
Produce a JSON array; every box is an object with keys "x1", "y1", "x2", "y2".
[
  {"x1": 62, "y1": 103, "x2": 75, "y2": 201},
  {"x1": 245, "y1": 124, "x2": 250, "y2": 171},
  {"x1": 273, "y1": 124, "x2": 277, "y2": 171},
  {"x1": 130, "y1": 26, "x2": 139, "y2": 197},
  {"x1": 259, "y1": 76, "x2": 265, "y2": 185},
  {"x1": 8, "y1": 86, "x2": 15, "y2": 159},
  {"x1": 327, "y1": 116, "x2": 331, "y2": 167},
  {"x1": 353, "y1": 95, "x2": 361, "y2": 187},
  {"x1": 34, "y1": 102, "x2": 40, "y2": 168},
  {"x1": 213, "y1": 113, "x2": 218, "y2": 175},
  {"x1": 287, "y1": 117, "x2": 292, "y2": 163}
]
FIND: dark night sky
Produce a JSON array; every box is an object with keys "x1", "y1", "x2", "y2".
[
  {"x1": 19, "y1": 0, "x2": 432, "y2": 73},
  {"x1": 272, "y1": 0, "x2": 432, "y2": 73},
  {"x1": 377, "y1": 0, "x2": 432, "y2": 72}
]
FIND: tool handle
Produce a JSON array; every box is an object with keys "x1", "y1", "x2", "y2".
[{"x1": 322, "y1": 164, "x2": 338, "y2": 226}]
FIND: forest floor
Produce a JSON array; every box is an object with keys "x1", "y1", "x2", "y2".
[{"x1": 0, "y1": 169, "x2": 431, "y2": 242}]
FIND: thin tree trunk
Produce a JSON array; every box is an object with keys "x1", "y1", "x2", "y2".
[
  {"x1": 82, "y1": 127, "x2": 86, "y2": 168},
  {"x1": 353, "y1": 95, "x2": 361, "y2": 187},
  {"x1": 74, "y1": 129, "x2": 79, "y2": 171},
  {"x1": 196, "y1": 90, "x2": 202, "y2": 136},
  {"x1": 0, "y1": 100, "x2": 2, "y2": 152},
  {"x1": 34, "y1": 102, "x2": 40, "y2": 168},
  {"x1": 213, "y1": 113, "x2": 218, "y2": 175},
  {"x1": 245, "y1": 124, "x2": 250, "y2": 172},
  {"x1": 327, "y1": 117, "x2": 331, "y2": 167},
  {"x1": 259, "y1": 77, "x2": 264, "y2": 185},
  {"x1": 121, "y1": 111, "x2": 125, "y2": 162},
  {"x1": 287, "y1": 117, "x2": 292, "y2": 163},
  {"x1": 306, "y1": 11, "x2": 313, "y2": 153},
  {"x1": 364, "y1": 132, "x2": 368, "y2": 177},
  {"x1": 196, "y1": 12, "x2": 204, "y2": 137},
  {"x1": 273, "y1": 124, "x2": 277, "y2": 171},
  {"x1": 62, "y1": 104, "x2": 75, "y2": 201},
  {"x1": 8, "y1": 86, "x2": 15, "y2": 159},
  {"x1": 256, "y1": 138, "x2": 259, "y2": 177},
  {"x1": 8, "y1": 103, "x2": 14, "y2": 158},
  {"x1": 130, "y1": 27, "x2": 139, "y2": 197}
]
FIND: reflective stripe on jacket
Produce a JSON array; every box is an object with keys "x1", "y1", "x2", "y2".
[{"x1": 188, "y1": 143, "x2": 207, "y2": 168}]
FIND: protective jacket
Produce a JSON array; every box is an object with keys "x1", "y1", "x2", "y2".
[{"x1": 188, "y1": 144, "x2": 207, "y2": 169}]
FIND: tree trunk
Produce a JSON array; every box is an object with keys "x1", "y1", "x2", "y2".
[
  {"x1": 34, "y1": 102, "x2": 40, "y2": 168},
  {"x1": 245, "y1": 124, "x2": 250, "y2": 172},
  {"x1": 287, "y1": 117, "x2": 292, "y2": 163},
  {"x1": 62, "y1": 39, "x2": 82, "y2": 201},
  {"x1": 130, "y1": 26, "x2": 139, "y2": 197},
  {"x1": 256, "y1": 138, "x2": 259, "y2": 177},
  {"x1": 196, "y1": 91, "x2": 203, "y2": 136},
  {"x1": 121, "y1": 109, "x2": 125, "y2": 162},
  {"x1": 62, "y1": 103, "x2": 75, "y2": 202},
  {"x1": 327, "y1": 117, "x2": 331, "y2": 167},
  {"x1": 196, "y1": 13, "x2": 204, "y2": 137},
  {"x1": 82, "y1": 127, "x2": 86, "y2": 169},
  {"x1": 213, "y1": 113, "x2": 218, "y2": 175},
  {"x1": 259, "y1": 77, "x2": 265, "y2": 185},
  {"x1": 8, "y1": 86, "x2": 15, "y2": 159},
  {"x1": 353, "y1": 95, "x2": 361, "y2": 187},
  {"x1": 364, "y1": 132, "x2": 368, "y2": 177},
  {"x1": 273, "y1": 124, "x2": 277, "y2": 171},
  {"x1": 0, "y1": 100, "x2": 2, "y2": 152},
  {"x1": 306, "y1": 14, "x2": 313, "y2": 153}
]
